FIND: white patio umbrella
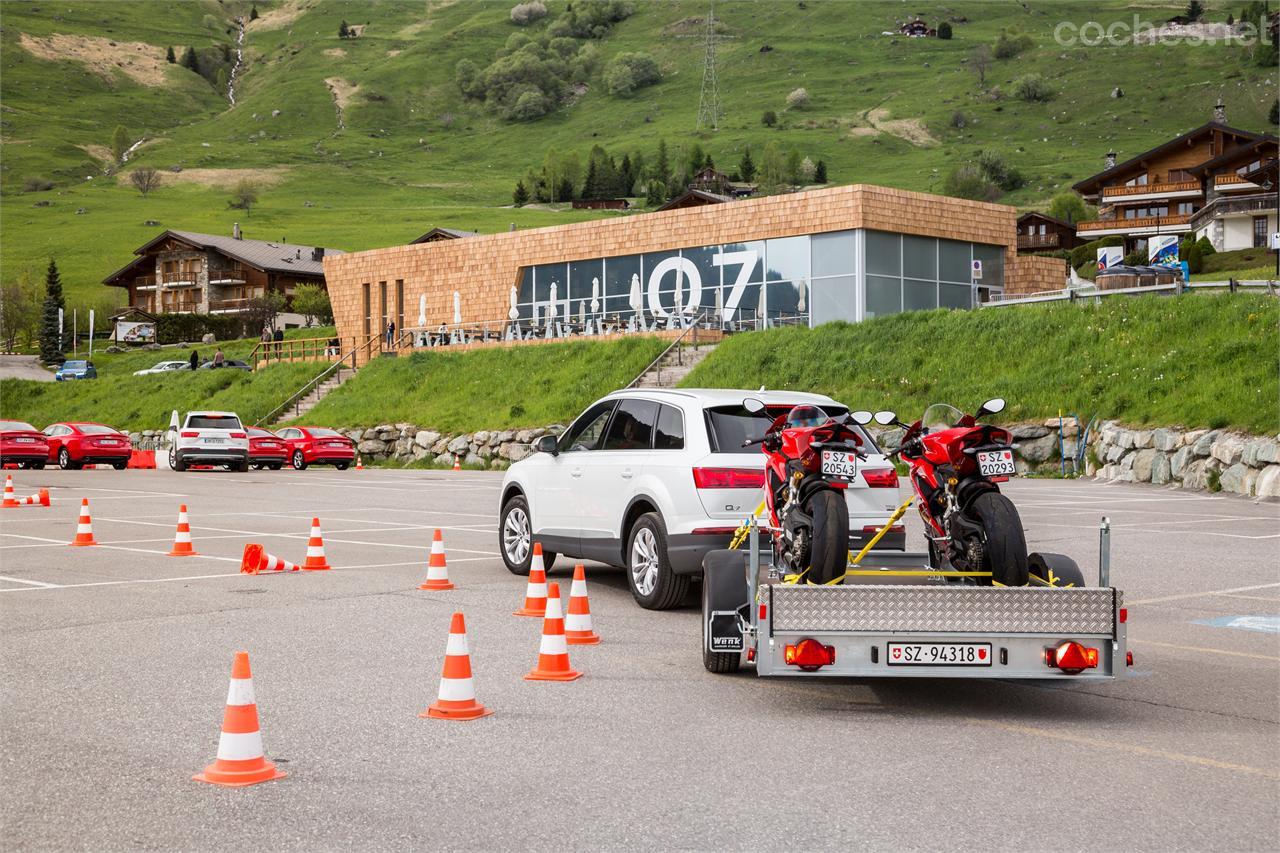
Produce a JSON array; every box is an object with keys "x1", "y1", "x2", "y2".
[
  {"x1": 797, "y1": 277, "x2": 807, "y2": 313},
  {"x1": 756, "y1": 285, "x2": 767, "y2": 329},
  {"x1": 714, "y1": 283, "x2": 725, "y2": 324},
  {"x1": 418, "y1": 294, "x2": 427, "y2": 327},
  {"x1": 548, "y1": 282, "x2": 558, "y2": 326},
  {"x1": 509, "y1": 285, "x2": 519, "y2": 321},
  {"x1": 628, "y1": 273, "x2": 643, "y2": 329},
  {"x1": 578, "y1": 299, "x2": 586, "y2": 325},
  {"x1": 452, "y1": 291, "x2": 462, "y2": 325},
  {"x1": 590, "y1": 277, "x2": 600, "y2": 314}
]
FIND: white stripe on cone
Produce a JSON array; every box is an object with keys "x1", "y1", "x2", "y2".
[
  {"x1": 226, "y1": 678, "x2": 256, "y2": 706},
  {"x1": 525, "y1": 582, "x2": 547, "y2": 597},
  {"x1": 445, "y1": 632, "x2": 469, "y2": 656},
  {"x1": 215, "y1": 730, "x2": 266, "y2": 762},
  {"x1": 538, "y1": 594, "x2": 568, "y2": 654},
  {"x1": 565, "y1": 611, "x2": 592, "y2": 632},
  {"x1": 437, "y1": 677, "x2": 477, "y2": 702}
]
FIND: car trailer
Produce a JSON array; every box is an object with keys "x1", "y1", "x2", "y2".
[{"x1": 702, "y1": 517, "x2": 1130, "y2": 680}]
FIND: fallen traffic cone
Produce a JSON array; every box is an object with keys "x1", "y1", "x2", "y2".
[
  {"x1": 167, "y1": 504, "x2": 199, "y2": 556},
  {"x1": 564, "y1": 564, "x2": 601, "y2": 645},
  {"x1": 15, "y1": 488, "x2": 50, "y2": 507},
  {"x1": 239, "y1": 543, "x2": 300, "y2": 575},
  {"x1": 2, "y1": 475, "x2": 16, "y2": 508},
  {"x1": 69, "y1": 498, "x2": 98, "y2": 546},
  {"x1": 421, "y1": 612, "x2": 492, "y2": 720},
  {"x1": 513, "y1": 543, "x2": 548, "y2": 617},
  {"x1": 525, "y1": 583, "x2": 581, "y2": 682},
  {"x1": 418, "y1": 529, "x2": 455, "y2": 590},
  {"x1": 193, "y1": 651, "x2": 287, "y2": 787},
  {"x1": 452, "y1": 455, "x2": 461, "y2": 471},
  {"x1": 301, "y1": 517, "x2": 331, "y2": 571}
]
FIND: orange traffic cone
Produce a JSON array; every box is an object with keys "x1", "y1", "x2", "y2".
[
  {"x1": 167, "y1": 504, "x2": 199, "y2": 556},
  {"x1": 421, "y1": 612, "x2": 492, "y2": 720},
  {"x1": 2, "y1": 475, "x2": 17, "y2": 508},
  {"x1": 513, "y1": 544, "x2": 548, "y2": 617},
  {"x1": 564, "y1": 564, "x2": 601, "y2": 645},
  {"x1": 452, "y1": 455, "x2": 461, "y2": 471},
  {"x1": 525, "y1": 583, "x2": 581, "y2": 681},
  {"x1": 418, "y1": 529, "x2": 455, "y2": 590},
  {"x1": 69, "y1": 498, "x2": 97, "y2": 546},
  {"x1": 193, "y1": 651, "x2": 287, "y2": 788},
  {"x1": 15, "y1": 488, "x2": 50, "y2": 507},
  {"x1": 239, "y1": 544, "x2": 299, "y2": 575},
  {"x1": 355, "y1": 456, "x2": 364, "y2": 471},
  {"x1": 301, "y1": 517, "x2": 331, "y2": 571}
]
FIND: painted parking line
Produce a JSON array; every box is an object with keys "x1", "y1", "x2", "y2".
[
  {"x1": 1193, "y1": 614, "x2": 1280, "y2": 634},
  {"x1": 1128, "y1": 639, "x2": 1280, "y2": 662},
  {"x1": 0, "y1": 574, "x2": 59, "y2": 588},
  {"x1": 1129, "y1": 582, "x2": 1280, "y2": 605}
]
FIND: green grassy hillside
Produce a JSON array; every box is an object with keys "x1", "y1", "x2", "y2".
[
  {"x1": 681, "y1": 292, "x2": 1280, "y2": 434},
  {"x1": 2, "y1": 0, "x2": 1274, "y2": 311}
]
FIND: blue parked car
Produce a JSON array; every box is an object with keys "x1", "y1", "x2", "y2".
[{"x1": 55, "y1": 360, "x2": 97, "y2": 381}]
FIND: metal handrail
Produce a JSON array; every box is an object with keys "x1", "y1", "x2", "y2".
[
  {"x1": 625, "y1": 312, "x2": 707, "y2": 389},
  {"x1": 254, "y1": 336, "x2": 379, "y2": 427}
]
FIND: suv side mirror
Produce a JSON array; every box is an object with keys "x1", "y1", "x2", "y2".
[
  {"x1": 534, "y1": 434, "x2": 559, "y2": 456},
  {"x1": 874, "y1": 411, "x2": 898, "y2": 426},
  {"x1": 850, "y1": 410, "x2": 873, "y2": 425},
  {"x1": 976, "y1": 398, "x2": 1006, "y2": 417}
]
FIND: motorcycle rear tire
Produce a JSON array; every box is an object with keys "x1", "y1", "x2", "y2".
[
  {"x1": 806, "y1": 489, "x2": 849, "y2": 585},
  {"x1": 971, "y1": 492, "x2": 1029, "y2": 586}
]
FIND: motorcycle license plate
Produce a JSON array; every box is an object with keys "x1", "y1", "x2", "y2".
[
  {"x1": 821, "y1": 450, "x2": 858, "y2": 479},
  {"x1": 887, "y1": 643, "x2": 992, "y2": 666},
  {"x1": 977, "y1": 449, "x2": 1016, "y2": 477}
]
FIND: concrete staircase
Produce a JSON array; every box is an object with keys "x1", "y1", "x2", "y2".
[
  {"x1": 281, "y1": 367, "x2": 355, "y2": 422},
  {"x1": 633, "y1": 343, "x2": 717, "y2": 388}
]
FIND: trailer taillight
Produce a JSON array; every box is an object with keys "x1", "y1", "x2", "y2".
[
  {"x1": 1046, "y1": 641, "x2": 1098, "y2": 674},
  {"x1": 1126, "y1": 651, "x2": 1133, "y2": 667},
  {"x1": 1119, "y1": 607, "x2": 1127, "y2": 623},
  {"x1": 758, "y1": 603, "x2": 767, "y2": 621},
  {"x1": 784, "y1": 639, "x2": 835, "y2": 672}
]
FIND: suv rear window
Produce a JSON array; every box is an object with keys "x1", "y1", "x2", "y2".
[
  {"x1": 704, "y1": 404, "x2": 875, "y2": 453},
  {"x1": 187, "y1": 415, "x2": 242, "y2": 430}
]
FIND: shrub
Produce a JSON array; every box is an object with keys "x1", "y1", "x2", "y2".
[
  {"x1": 509, "y1": 88, "x2": 551, "y2": 120},
  {"x1": 1013, "y1": 73, "x2": 1053, "y2": 103},
  {"x1": 603, "y1": 51, "x2": 660, "y2": 96},
  {"x1": 155, "y1": 312, "x2": 242, "y2": 345},
  {"x1": 510, "y1": 1, "x2": 548, "y2": 25},
  {"x1": 976, "y1": 149, "x2": 1025, "y2": 191},
  {"x1": 1069, "y1": 236, "x2": 1123, "y2": 270},
  {"x1": 993, "y1": 29, "x2": 1033, "y2": 59},
  {"x1": 23, "y1": 176, "x2": 54, "y2": 192},
  {"x1": 937, "y1": 21, "x2": 952, "y2": 39},
  {"x1": 1185, "y1": 241, "x2": 1204, "y2": 274},
  {"x1": 129, "y1": 167, "x2": 162, "y2": 196},
  {"x1": 944, "y1": 164, "x2": 999, "y2": 201},
  {"x1": 1123, "y1": 249, "x2": 1146, "y2": 267},
  {"x1": 1047, "y1": 191, "x2": 1094, "y2": 225},
  {"x1": 291, "y1": 283, "x2": 333, "y2": 326},
  {"x1": 761, "y1": 109, "x2": 778, "y2": 127},
  {"x1": 785, "y1": 87, "x2": 810, "y2": 109},
  {"x1": 950, "y1": 110, "x2": 968, "y2": 129}
]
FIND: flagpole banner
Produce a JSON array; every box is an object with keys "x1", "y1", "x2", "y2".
[
  {"x1": 1147, "y1": 235, "x2": 1179, "y2": 267},
  {"x1": 1096, "y1": 246, "x2": 1123, "y2": 270}
]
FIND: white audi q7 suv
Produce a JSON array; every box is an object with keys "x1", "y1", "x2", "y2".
[{"x1": 498, "y1": 388, "x2": 904, "y2": 610}]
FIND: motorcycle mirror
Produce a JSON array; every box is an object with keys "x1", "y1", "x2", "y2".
[
  {"x1": 850, "y1": 410, "x2": 873, "y2": 425},
  {"x1": 977, "y1": 397, "x2": 1006, "y2": 417},
  {"x1": 873, "y1": 411, "x2": 898, "y2": 426},
  {"x1": 742, "y1": 397, "x2": 766, "y2": 414}
]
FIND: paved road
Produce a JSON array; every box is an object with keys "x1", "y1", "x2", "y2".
[
  {"x1": 1, "y1": 470, "x2": 1276, "y2": 851},
  {"x1": 0, "y1": 354, "x2": 54, "y2": 382}
]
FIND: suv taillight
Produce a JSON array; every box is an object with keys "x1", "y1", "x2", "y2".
[
  {"x1": 181, "y1": 431, "x2": 199, "y2": 438},
  {"x1": 861, "y1": 468, "x2": 899, "y2": 488},
  {"x1": 692, "y1": 467, "x2": 765, "y2": 489},
  {"x1": 230, "y1": 432, "x2": 246, "y2": 439}
]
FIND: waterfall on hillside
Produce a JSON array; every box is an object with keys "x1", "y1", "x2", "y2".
[
  {"x1": 228, "y1": 16, "x2": 245, "y2": 104},
  {"x1": 121, "y1": 137, "x2": 147, "y2": 163}
]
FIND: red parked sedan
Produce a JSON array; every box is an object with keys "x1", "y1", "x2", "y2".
[
  {"x1": 1, "y1": 420, "x2": 51, "y2": 469},
  {"x1": 43, "y1": 422, "x2": 133, "y2": 470},
  {"x1": 275, "y1": 426, "x2": 356, "y2": 470},
  {"x1": 247, "y1": 427, "x2": 289, "y2": 470}
]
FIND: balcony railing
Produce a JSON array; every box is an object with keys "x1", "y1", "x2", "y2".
[
  {"x1": 1017, "y1": 233, "x2": 1062, "y2": 250},
  {"x1": 160, "y1": 300, "x2": 201, "y2": 313},
  {"x1": 208, "y1": 265, "x2": 248, "y2": 283},
  {"x1": 1101, "y1": 180, "x2": 1202, "y2": 199},
  {"x1": 1189, "y1": 193, "x2": 1279, "y2": 232},
  {"x1": 160, "y1": 270, "x2": 200, "y2": 285},
  {"x1": 208, "y1": 298, "x2": 251, "y2": 313},
  {"x1": 1077, "y1": 213, "x2": 1192, "y2": 233},
  {"x1": 1215, "y1": 173, "x2": 1260, "y2": 190}
]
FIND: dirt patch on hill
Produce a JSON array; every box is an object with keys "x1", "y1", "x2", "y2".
[
  {"x1": 121, "y1": 167, "x2": 290, "y2": 189},
  {"x1": 386, "y1": 49, "x2": 403, "y2": 58},
  {"x1": 248, "y1": 0, "x2": 309, "y2": 31},
  {"x1": 78, "y1": 144, "x2": 115, "y2": 164},
  {"x1": 325, "y1": 77, "x2": 358, "y2": 111},
  {"x1": 846, "y1": 106, "x2": 938, "y2": 147},
  {"x1": 324, "y1": 48, "x2": 347, "y2": 58},
  {"x1": 19, "y1": 32, "x2": 169, "y2": 86}
]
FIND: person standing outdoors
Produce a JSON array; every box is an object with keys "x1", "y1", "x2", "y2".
[
  {"x1": 189, "y1": 349, "x2": 199, "y2": 371},
  {"x1": 213, "y1": 348, "x2": 225, "y2": 367},
  {"x1": 385, "y1": 320, "x2": 396, "y2": 349}
]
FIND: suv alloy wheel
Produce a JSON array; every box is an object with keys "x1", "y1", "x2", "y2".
[{"x1": 626, "y1": 512, "x2": 690, "y2": 610}]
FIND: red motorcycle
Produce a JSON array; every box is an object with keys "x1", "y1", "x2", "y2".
[
  {"x1": 874, "y1": 399, "x2": 1028, "y2": 586},
  {"x1": 742, "y1": 399, "x2": 874, "y2": 585}
]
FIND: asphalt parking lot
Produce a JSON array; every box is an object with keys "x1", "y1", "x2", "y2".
[{"x1": 1, "y1": 468, "x2": 1277, "y2": 851}]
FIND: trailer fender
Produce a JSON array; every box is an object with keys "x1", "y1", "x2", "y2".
[
  {"x1": 702, "y1": 549, "x2": 749, "y2": 655},
  {"x1": 1028, "y1": 552, "x2": 1086, "y2": 588}
]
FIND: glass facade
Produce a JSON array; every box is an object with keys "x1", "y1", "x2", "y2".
[{"x1": 512, "y1": 229, "x2": 1003, "y2": 328}]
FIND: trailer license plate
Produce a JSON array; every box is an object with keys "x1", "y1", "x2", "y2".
[
  {"x1": 977, "y1": 450, "x2": 1015, "y2": 477},
  {"x1": 821, "y1": 450, "x2": 858, "y2": 479},
  {"x1": 887, "y1": 643, "x2": 992, "y2": 666}
]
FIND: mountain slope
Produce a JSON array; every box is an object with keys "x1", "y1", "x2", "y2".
[{"x1": 2, "y1": 0, "x2": 1273, "y2": 307}]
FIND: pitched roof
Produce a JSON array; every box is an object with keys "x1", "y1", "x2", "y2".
[
  {"x1": 1186, "y1": 135, "x2": 1279, "y2": 175},
  {"x1": 1017, "y1": 211, "x2": 1077, "y2": 230},
  {"x1": 409, "y1": 227, "x2": 479, "y2": 244},
  {"x1": 127, "y1": 230, "x2": 343, "y2": 276},
  {"x1": 1072, "y1": 121, "x2": 1272, "y2": 193},
  {"x1": 657, "y1": 188, "x2": 734, "y2": 212}
]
